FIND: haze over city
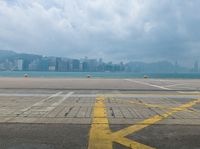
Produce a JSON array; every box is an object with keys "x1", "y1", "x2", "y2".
[
  {"x1": 0, "y1": 0, "x2": 200, "y2": 66},
  {"x1": 2, "y1": 1, "x2": 200, "y2": 149}
]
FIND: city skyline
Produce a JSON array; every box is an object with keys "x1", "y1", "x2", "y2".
[{"x1": 0, "y1": 50, "x2": 199, "y2": 73}]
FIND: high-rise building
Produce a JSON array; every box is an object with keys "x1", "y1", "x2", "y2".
[
  {"x1": 88, "y1": 59, "x2": 97, "y2": 71},
  {"x1": 48, "y1": 57, "x2": 56, "y2": 71},
  {"x1": 58, "y1": 60, "x2": 69, "y2": 72},
  {"x1": 82, "y1": 61, "x2": 89, "y2": 72},
  {"x1": 17, "y1": 59, "x2": 23, "y2": 71},
  {"x1": 28, "y1": 59, "x2": 39, "y2": 71},
  {"x1": 22, "y1": 60, "x2": 30, "y2": 71},
  {"x1": 72, "y1": 59, "x2": 80, "y2": 71},
  {"x1": 39, "y1": 58, "x2": 49, "y2": 71},
  {"x1": 55, "y1": 57, "x2": 62, "y2": 71},
  {"x1": 194, "y1": 61, "x2": 199, "y2": 72}
]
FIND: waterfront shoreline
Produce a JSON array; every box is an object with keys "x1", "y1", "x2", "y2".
[{"x1": 0, "y1": 71, "x2": 200, "y2": 79}]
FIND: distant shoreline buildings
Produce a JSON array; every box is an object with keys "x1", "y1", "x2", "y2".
[
  {"x1": 0, "y1": 55, "x2": 126, "y2": 72},
  {"x1": 0, "y1": 50, "x2": 198, "y2": 73}
]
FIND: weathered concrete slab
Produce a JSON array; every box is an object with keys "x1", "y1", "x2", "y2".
[
  {"x1": 0, "y1": 78, "x2": 200, "y2": 148},
  {"x1": 0, "y1": 92, "x2": 200, "y2": 125}
]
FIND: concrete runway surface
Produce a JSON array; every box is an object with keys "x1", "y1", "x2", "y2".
[{"x1": 0, "y1": 78, "x2": 200, "y2": 149}]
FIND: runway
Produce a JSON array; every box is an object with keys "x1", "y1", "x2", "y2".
[{"x1": 0, "y1": 78, "x2": 200, "y2": 149}]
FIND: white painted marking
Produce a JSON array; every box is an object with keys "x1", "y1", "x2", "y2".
[
  {"x1": 0, "y1": 93, "x2": 96, "y2": 97},
  {"x1": 52, "y1": 92, "x2": 74, "y2": 106},
  {"x1": 164, "y1": 83, "x2": 186, "y2": 87},
  {"x1": 178, "y1": 91, "x2": 200, "y2": 94},
  {"x1": 14, "y1": 92, "x2": 74, "y2": 117},
  {"x1": 0, "y1": 94, "x2": 50, "y2": 97},
  {"x1": 125, "y1": 79, "x2": 170, "y2": 90},
  {"x1": 20, "y1": 91, "x2": 63, "y2": 112},
  {"x1": 176, "y1": 86, "x2": 197, "y2": 90},
  {"x1": 38, "y1": 92, "x2": 74, "y2": 112}
]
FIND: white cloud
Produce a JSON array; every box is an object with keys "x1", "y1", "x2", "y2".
[{"x1": 0, "y1": 0, "x2": 200, "y2": 64}]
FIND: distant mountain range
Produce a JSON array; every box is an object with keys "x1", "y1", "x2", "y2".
[
  {"x1": 0, "y1": 50, "x2": 41, "y2": 62},
  {"x1": 126, "y1": 61, "x2": 188, "y2": 73},
  {"x1": 0, "y1": 50, "x2": 16, "y2": 59}
]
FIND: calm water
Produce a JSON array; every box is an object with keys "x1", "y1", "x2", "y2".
[{"x1": 0, "y1": 71, "x2": 200, "y2": 79}]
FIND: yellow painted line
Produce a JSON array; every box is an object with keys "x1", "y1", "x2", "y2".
[
  {"x1": 88, "y1": 97, "x2": 200, "y2": 149},
  {"x1": 111, "y1": 98, "x2": 200, "y2": 138},
  {"x1": 113, "y1": 98, "x2": 198, "y2": 114},
  {"x1": 121, "y1": 100, "x2": 170, "y2": 109},
  {"x1": 128, "y1": 100, "x2": 199, "y2": 114},
  {"x1": 88, "y1": 96, "x2": 155, "y2": 149},
  {"x1": 114, "y1": 137, "x2": 154, "y2": 149},
  {"x1": 88, "y1": 96, "x2": 112, "y2": 149}
]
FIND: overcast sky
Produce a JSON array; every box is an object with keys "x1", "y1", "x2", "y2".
[{"x1": 0, "y1": 0, "x2": 200, "y2": 65}]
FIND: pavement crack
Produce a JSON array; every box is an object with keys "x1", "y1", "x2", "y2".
[
  {"x1": 110, "y1": 107, "x2": 115, "y2": 117},
  {"x1": 64, "y1": 106, "x2": 73, "y2": 117}
]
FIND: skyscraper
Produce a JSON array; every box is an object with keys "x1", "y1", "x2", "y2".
[
  {"x1": 194, "y1": 61, "x2": 199, "y2": 72},
  {"x1": 16, "y1": 59, "x2": 23, "y2": 71}
]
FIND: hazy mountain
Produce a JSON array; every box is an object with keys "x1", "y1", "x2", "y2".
[
  {"x1": 0, "y1": 50, "x2": 41, "y2": 62},
  {"x1": 126, "y1": 61, "x2": 188, "y2": 73},
  {"x1": 0, "y1": 50, "x2": 16, "y2": 59}
]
